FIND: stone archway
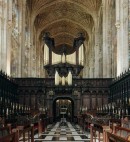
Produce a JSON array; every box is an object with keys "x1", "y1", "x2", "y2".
[{"x1": 53, "y1": 96, "x2": 74, "y2": 122}]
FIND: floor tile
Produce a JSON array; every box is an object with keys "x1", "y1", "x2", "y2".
[{"x1": 34, "y1": 121, "x2": 91, "y2": 142}]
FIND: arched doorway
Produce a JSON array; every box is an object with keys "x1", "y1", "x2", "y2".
[{"x1": 53, "y1": 97, "x2": 74, "y2": 122}]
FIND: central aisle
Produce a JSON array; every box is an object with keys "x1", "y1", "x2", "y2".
[{"x1": 35, "y1": 121, "x2": 90, "y2": 142}]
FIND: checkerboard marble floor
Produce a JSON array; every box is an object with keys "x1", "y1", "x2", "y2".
[{"x1": 34, "y1": 121, "x2": 90, "y2": 142}]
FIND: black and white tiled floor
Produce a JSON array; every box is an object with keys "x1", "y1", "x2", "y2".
[{"x1": 34, "y1": 121, "x2": 90, "y2": 142}]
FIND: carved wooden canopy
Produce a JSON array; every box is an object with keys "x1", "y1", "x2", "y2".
[
  {"x1": 27, "y1": 0, "x2": 101, "y2": 54},
  {"x1": 44, "y1": 62, "x2": 84, "y2": 77}
]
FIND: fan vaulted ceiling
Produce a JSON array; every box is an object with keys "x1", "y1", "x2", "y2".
[{"x1": 27, "y1": 0, "x2": 101, "y2": 54}]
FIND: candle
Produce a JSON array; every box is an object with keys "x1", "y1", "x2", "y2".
[
  {"x1": 126, "y1": 109, "x2": 128, "y2": 115},
  {"x1": 126, "y1": 97, "x2": 127, "y2": 103},
  {"x1": 129, "y1": 98, "x2": 130, "y2": 104},
  {"x1": 118, "y1": 109, "x2": 120, "y2": 116},
  {"x1": 6, "y1": 108, "x2": 8, "y2": 115}
]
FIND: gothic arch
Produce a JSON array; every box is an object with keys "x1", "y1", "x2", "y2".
[{"x1": 52, "y1": 96, "x2": 75, "y2": 122}]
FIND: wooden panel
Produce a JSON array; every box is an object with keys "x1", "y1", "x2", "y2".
[
  {"x1": 92, "y1": 96, "x2": 96, "y2": 109},
  {"x1": 31, "y1": 95, "x2": 35, "y2": 109},
  {"x1": 103, "y1": 96, "x2": 108, "y2": 104},
  {"x1": 15, "y1": 78, "x2": 112, "y2": 115},
  {"x1": 25, "y1": 95, "x2": 30, "y2": 106},
  {"x1": 97, "y1": 96, "x2": 102, "y2": 107},
  {"x1": 19, "y1": 95, "x2": 24, "y2": 104}
]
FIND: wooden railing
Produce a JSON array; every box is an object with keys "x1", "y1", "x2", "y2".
[
  {"x1": 90, "y1": 124, "x2": 110, "y2": 142},
  {"x1": 0, "y1": 125, "x2": 11, "y2": 136},
  {"x1": 90, "y1": 123, "x2": 130, "y2": 142},
  {"x1": 18, "y1": 120, "x2": 46, "y2": 142},
  {"x1": 0, "y1": 125, "x2": 19, "y2": 142},
  {"x1": 0, "y1": 121, "x2": 44, "y2": 142},
  {"x1": 0, "y1": 118, "x2": 49, "y2": 141},
  {"x1": 38, "y1": 120, "x2": 46, "y2": 134},
  {"x1": 0, "y1": 130, "x2": 18, "y2": 142},
  {"x1": 107, "y1": 131, "x2": 129, "y2": 142},
  {"x1": 109, "y1": 125, "x2": 130, "y2": 141},
  {"x1": 18, "y1": 124, "x2": 34, "y2": 142}
]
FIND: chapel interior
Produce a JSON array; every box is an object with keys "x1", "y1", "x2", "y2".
[{"x1": 0, "y1": 0, "x2": 130, "y2": 142}]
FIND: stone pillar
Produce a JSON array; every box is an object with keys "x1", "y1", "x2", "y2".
[
  {"x1": 6, "y1": 0, "x2": 12, "y2": 75},
  {"x1": 121, "y1": 0, "x2": 129, "y2": 73},
  {"x1": 17, "y1": 1, "x2": 23, "y2": 77},
  {"x1": 28, "y1": 22, "x2": 33, "y2": 77},
  {"x1": 10, "y1": 0, "x2": 27, "y2": 77},
  {"x1": 0, "y1": 0, "x2": 2, "y2": 70},
  {"x1": 110, "y1": 1, "x2": 117, "y2": 78},
  {"x1": 129, "y1": 0, "x2": 130, "y2": 68},
  {"x1": 102, "y1": 0, "x2": 107, "y2": 77},
  {"x1": 0, "y1": 0, "x2": 12, "y2": 75},
  {"x1": 98, "y1": 8, "x2": 103, "y2": 78},
  {"x1": 116, "y1": 0, "x2": 129, "y2": 76},
  {"x1": 1, "y1": 0, "x2": 7, "y2": 73},
  {"x1": 89, "y1": 60, "x2": 92, "y2": 78},
  {"x1": 89, "y1": 49, "x2": 94, "y2": 78},
  {"x1": 31, "y1": 31, "x2": 37, "y2": 77},
  {"x1": 102, "y1": 0, "x2": 112, "y2": 78},
  {"x1": 94, "y1": 17, "x2": 100, "y2": 78},
  {"x1": 116, "y1": 0, "x2": 122, "y2": 76},
  {"x1": 36, "y1": 39, "x2": 40, "y2": 77}
]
